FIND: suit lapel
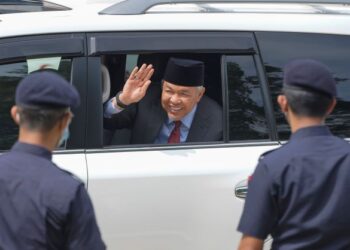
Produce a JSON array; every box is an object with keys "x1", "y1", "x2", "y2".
[
  {"x1": 186, "y1": 102, "x2": 210, "y2": 142},
  {"x1": 144, "y1": 100, "x2": 167, "y2": 143}
]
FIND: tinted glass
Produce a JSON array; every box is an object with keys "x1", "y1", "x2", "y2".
[
  {"x1": 226, "y1": 56, "x2": 269, "y2": 141},
  {"x1": 257, "y1": 32, "x2": 350, "y2": 140},
  {"x1": 0, "y1": 58, "x2": 72, "y2": 150}
]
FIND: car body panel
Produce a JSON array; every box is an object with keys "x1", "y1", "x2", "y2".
[
  {"x1": 1, "y1": 9, "x2": 350, "y2": 38},
  {"x1": 52, "y1": 151, "x2": 88, "y2": 183},
  {"x1": 87, "y1": 143, "x2": 279, "y2": 249},
  {"x1": 1, "y1": 2, "x2": 350, "y2": 249}
]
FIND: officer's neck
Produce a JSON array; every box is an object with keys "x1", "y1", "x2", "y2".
[
  {"x1": 289, "y1": 113, "x2": 325, "y2": 134},
  {"x1": 17, "y1": 127, "x2": 59, "y2": 152}
]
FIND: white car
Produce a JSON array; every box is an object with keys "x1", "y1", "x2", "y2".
[{"x1": 1, "y1": 0, "x2": 350, "y2": 249}]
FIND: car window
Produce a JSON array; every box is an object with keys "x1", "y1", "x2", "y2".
[
  {"x1": 124, "y1": 54, "x2": 138, "y2": 81},
  {"x1": 102, "y1": 52, "x2": 273, "y2": 146},
  {"x1": 0, "y1": 57, "x2": 72, "y2": 151},
  {"x1": 102, "y1": 52, "x2": 225, "y2": 146},
  {"x1": 226, "y1": 55, "x2": 270, "y2": 141},
  {"x1": 256, "y1": 32, "x2": 350, "y2": 140}
]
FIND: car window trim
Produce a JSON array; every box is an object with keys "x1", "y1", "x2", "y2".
[
  {"x1": 87, "y1": 141, "x2": 280, "y2": 154},
  {"x1": 253, "y1": 51, "x2": 278, "y2": 141},
  {"x1": 67, "y1": 57, "x2": 88, "y2": 150},
  {"x1": 0, "y1": 33, "x2": 85, "y2": 64},
  {"x1": 88, "y1": 31, "x2": 257, "y2": 55},
  {"x1": 221, "y1": 55, "x2": 229, "y2": 143},
  {"x1": 85, "y1": 32, "x2": 274, "y2": 149},
  {"x1": 0, "y1": 34, "x2": 87, "y2": 150}
]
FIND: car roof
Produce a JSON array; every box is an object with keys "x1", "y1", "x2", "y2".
[{"x1": 1, "y1": 2, "x2": 350, "y2": 39}]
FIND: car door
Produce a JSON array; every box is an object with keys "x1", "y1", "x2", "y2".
[
  {"x1": 84, "y1": 32, "x2": 280, "y2": 250},
  {"x1": 0, "y1": 33, "x2": 88, "y2": 182}
]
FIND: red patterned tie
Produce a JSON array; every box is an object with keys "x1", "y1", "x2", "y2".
[{"x1": 168, "y1": 121, "x2": 182, "y2": 143}]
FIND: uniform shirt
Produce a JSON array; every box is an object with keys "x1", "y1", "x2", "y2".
[
  {"x1": 0, "y1": 142, "x2": 105, "y2": 250},
  {"x1": 238, "y1": 126, "x2": 350, "y2": 249},
  {"x1": 104, "y1": 97, "x2": 197, "y2": 143}
]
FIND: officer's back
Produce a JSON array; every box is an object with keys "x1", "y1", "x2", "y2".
[
  {"x1": 237, "y1": 59, "x2": 350, "y2": 250},
  {"x1": 0, "y1": 70, "x2": 105, "y2": 250},
  {"x1": 262, "y1": 127, "x2": 350, "y2": 248}
]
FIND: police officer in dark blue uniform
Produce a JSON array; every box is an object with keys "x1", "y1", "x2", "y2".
[
  {"x1": 0, "y1": 70, "x2": 105, "y2": 249},
  {"x1": 237, "y1": 59, "x2": 350, "y2": 250}
]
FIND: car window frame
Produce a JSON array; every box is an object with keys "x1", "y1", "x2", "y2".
[
  {"x1": 85, "y1": 31, "x2": 278, "y2": 150},
  {"x1": 0, "y1": 33, "x2": 88, "y2": 151},
  {"x1": 256, "y1": 31, "x2": 350, "y2": 141},
  {"x1": 222, "y1": 54, "x2": 276, "y2": 142}
]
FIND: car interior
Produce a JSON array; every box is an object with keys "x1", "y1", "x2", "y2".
[{"x1": 101, "y1": 52, "x2": 224, "y2": 146}]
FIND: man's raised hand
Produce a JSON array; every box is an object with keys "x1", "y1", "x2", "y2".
[{"x1": 119, "y1": 64, "x2": 154, "y2": 105}]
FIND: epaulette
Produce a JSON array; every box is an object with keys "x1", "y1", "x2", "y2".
[
  {"x1": 54, "y1": 164, "x2": 85, "y2": 184},
  {"x1": 70, "y1": 172, "x2": 84, "y2": 183},
  {"x1": 259, "y1": 148, "x2": 278, "y2": 161}
]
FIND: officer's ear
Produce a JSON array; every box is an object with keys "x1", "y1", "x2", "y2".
[
  {"x1": 57, "y1": 110, "x2": 72, "y2": 131},
  {"x1": 10, "y1": 106, "x2": 20, "y2": 125},
  {"x1": 277, "y1": 95, "x2": 289, "y2": 113},
  {"x1": 325, "y1": 98, "x2": 337, "y2": 116}
]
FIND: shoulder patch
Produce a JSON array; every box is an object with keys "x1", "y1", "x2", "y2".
[
  {"x1": 54, "y1": 164, "x2": 84, "y2": 183},
  {"x1": 259, "y1": 148, "x2": 278, "y2": 160},
  {"x1": 69, "y1": 172, "x2": 84, "y2": 183}
]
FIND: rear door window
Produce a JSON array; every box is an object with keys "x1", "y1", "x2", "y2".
[
  {"x1": 0, "y1": 33, "x2": 86, "y2": 150},
  {"x1": 225, "y1": 55, "x2": 270, "y2": 141},
  {"x1": 0, "y1": 58, "x2": 72, "y2": 150},
  {"x1": 256, "y1": 32, "x2": 350, "y2": 140}
]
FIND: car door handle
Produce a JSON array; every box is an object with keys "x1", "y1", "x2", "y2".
[{"x1": 235, "y1": 180, "x2": 248, "y2": 199}]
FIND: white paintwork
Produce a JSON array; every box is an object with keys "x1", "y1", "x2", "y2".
[
  {"x1": 87, "y1": 144, "x2": 279, "y2": 249},
  {"x1": 1, "y1": 3, "x2": 349, "y2": 249},
  {"x1": 1, "y1": 7, "x2": 350, "y2": 38},
  {"x1": 47, "y1": 0, "x2": 122, "y2": 9},
  {"x1": 52, "y1": 151, "x2": 87, "y2": 184}
]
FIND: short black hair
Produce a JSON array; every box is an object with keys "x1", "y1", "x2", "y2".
[
  {"x1": 17, "y1": 106, "x2": 69, "y2": 132},
  {"x1": 283, "y1": 86, "x2": 333, "y2": 118}
]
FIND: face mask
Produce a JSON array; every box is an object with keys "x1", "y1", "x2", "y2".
[{"x1": 58, "y1": 125, "x2": 70, "y2": 147}]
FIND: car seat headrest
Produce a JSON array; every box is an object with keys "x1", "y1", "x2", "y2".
[{"x1": 101, "y1": 64, "x2": 111, "y2": 103}]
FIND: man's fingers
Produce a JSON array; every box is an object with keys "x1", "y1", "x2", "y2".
[
  {"x1": 140, "y1": 64, "x2": 153, "y2": 80},
  {"x1": 129, "y1": 66, "x2": 139, "y2": 80},
  {"x1": 137, "y1": 64, "x2": 152, "y2": 81},
  {"x1": 144, "y1": 68, "x2": 154, "y2": 82},
  {"x1": 141, "y1": 80, "x2": 152, "y2": 94},
  {"x1": 135, "y1": 64, "x2": 147, "y2": 80}
]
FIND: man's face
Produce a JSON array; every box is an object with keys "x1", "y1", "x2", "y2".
[{"x1": 161, "y1": 81, "x2": 205, "y2": 121}]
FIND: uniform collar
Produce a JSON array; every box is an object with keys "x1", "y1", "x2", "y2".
[
  {"x1": 11, "y1": 142, "x2": 52, "y2": 160},
  {"x1": 290, "y1": 125, "x2": 332, "y2": 141}
]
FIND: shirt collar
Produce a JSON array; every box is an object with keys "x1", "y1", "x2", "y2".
[
  {"x1": 167, "y1": 105, "x2": 197, "y2": 129},
  {"x1": 11, "y1": 141, "x2": 52, "y2": 160},
  {"x1": 290, "y1": 125, "x2": 332, "y2": 141}
]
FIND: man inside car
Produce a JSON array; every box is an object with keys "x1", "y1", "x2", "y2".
[{"x1": 104, "y1": 57, "x2": 223, "y2": 144}]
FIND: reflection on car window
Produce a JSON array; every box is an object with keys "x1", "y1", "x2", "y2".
[
  {"x1": 226, "y1": 56, "x2": 269, "y2": 141},
  {"x1": 0, "y1": 58, "x2": 72, "y2": 150},
  {"x1": 257, "y1": 32, "x2": 350, "y2": 140},
  {"x1": 124, "y1": 54, "x2": 138, "y2": 82},
  {"x1": 0, "y1": 62, "x2": 25, "y2": 150}
]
